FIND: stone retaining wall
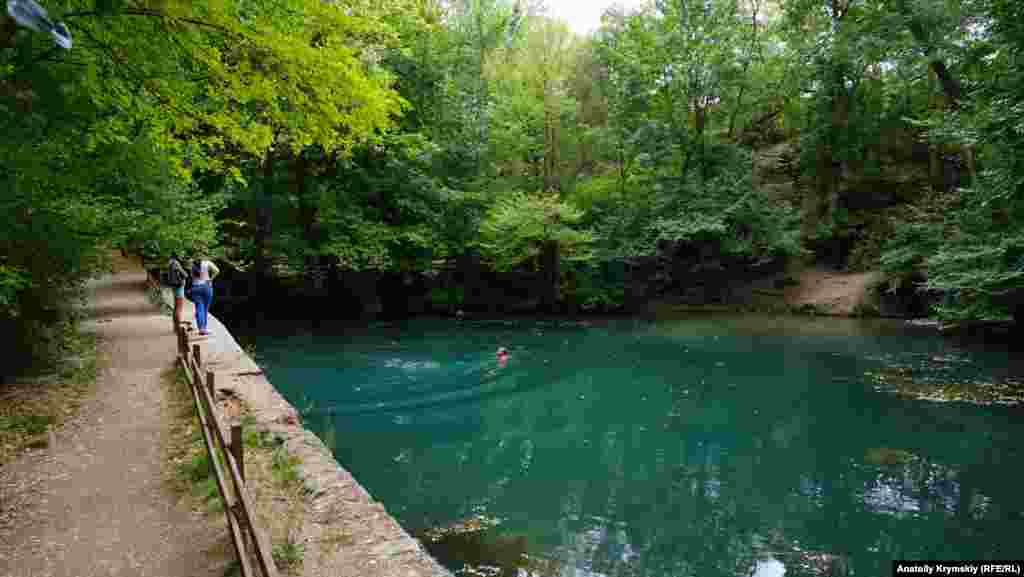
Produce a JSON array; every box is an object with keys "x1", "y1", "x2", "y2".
[{"x1": 156, "y1": 285, "x2": 452, "y2": 577}]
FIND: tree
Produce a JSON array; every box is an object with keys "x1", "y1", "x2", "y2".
[
  {"x1": 489, "y1": 16, "x2": 581, "y2": 191},
  {"x1": 0, "y1": 0, "x2": 407, "y2": 371},
  {"x1": 906, "y1": 0, "x2": 1024, "y2": 322},
  {"x1": 477, "y1": 191, "x2": 595, "y2": 311}
]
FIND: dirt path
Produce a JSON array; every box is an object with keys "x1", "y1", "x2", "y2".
[
  {"x1": 784, "y1": 268, "x2": 881, "y2": 316},
  {"x1": 0, "y1": 255, "x2": 227, "y2": 577}
]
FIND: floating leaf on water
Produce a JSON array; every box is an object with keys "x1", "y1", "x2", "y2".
[
  {"x1": 864, "y1": 447, "x2": 915, "y2": 467},
  {"x1": 423, "y1": 513, "x2": 503, "y2": 541},
  {"x1": 865, "y1": 367, "x2": 1024, "y2": 407}
]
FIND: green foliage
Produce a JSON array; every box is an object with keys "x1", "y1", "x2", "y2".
[
  {"x1": 0, "y1": 265, "x2": 31, "y2": 318},
  {"x1": 477, "y1": 191, "x2": 596, "y2": 271},
  {"x1": 176, "y1": 448, "x2": 225, "y2": 512},
  {"x1": 880, "y1": 221, "x2": 944, "y2": 281},
  {"x1": 572, "y1": 266, "x2": 627, "y2": 312},
  {"x1": 580, "y1": 144, "x2": 802, "y2": 266},
  {"x1": 65, "y1": 0, "x2": 403, "y2": 171},
  {"x1": 0, "y1": 0, "x2": 410, "y2": 373},
  {"x1": 876, "y1": 0, "x2": 1024, "y2": 321},
  {"x1": 270, "y1": 445, "x2": 302, "y2": 486},
  {"x1": 177, "y1": 451, "x2": 213, "y2": 484},
  {"x1": 271, "y1": 541, "x2": 305, "y2": 570},
  {"x1": 2, "y1": 0, "x2": 1019, "y2": 326},
  {"x1": 0, "y1": 414, "x2": 53, "y2": 436}
]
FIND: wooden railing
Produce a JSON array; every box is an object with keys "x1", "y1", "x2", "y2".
[{"x1": 176, "y1": 324, "x2": 280, "y2": 577}]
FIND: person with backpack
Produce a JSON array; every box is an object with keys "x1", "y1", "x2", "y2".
[
  {"x1": 167, "y1": 254, "x2": 189, "y2": 330},
  {"x1": 190, "y1": 256, "x2": 220, "y2": 337}
]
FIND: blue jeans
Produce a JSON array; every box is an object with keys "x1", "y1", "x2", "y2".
[{"x1": 192, "y1": 282, "x2": 213, "y2": 332}]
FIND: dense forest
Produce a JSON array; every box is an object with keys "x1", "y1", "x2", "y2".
[{"x1": 2, "y1": 0, "x2": 1023, "y2": 374}]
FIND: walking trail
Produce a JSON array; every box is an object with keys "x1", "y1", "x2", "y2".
[{"x1": 0, "y1": 254, "x2": 228, "y2": 577}]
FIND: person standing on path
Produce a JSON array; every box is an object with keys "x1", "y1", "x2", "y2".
[
  {"x1": 168, "y1": 253, "x2": 189, "y2": 330},
  {"x1": 190, "y1": 257, "x2": 220, "y2": 336}
]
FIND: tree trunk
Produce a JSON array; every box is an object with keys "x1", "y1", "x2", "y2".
[
  {"x1": 929, "y1": 59, "x2": 962, "y2": 105},
  {"x1": 565, "y1": 268, "x2": 578, "y2": 317},
  {"x1": 540, "y1": 240, "x2": 560, "y2": 313},
  {"x1": 459, "y1": 252, "x2": 482, "y2": 311},
  {"x1": 1, "y1": 16, "x2": 17, "y2": 50},
  {"x1": 964, "y1": 146, "x2": 977, "y2": 187},
  {"x1": 727, "y1": 83, "x2": 746, "y2": 139},
  {"x1": 803, "y1": 142, "x2": 832, "y2": 240},
  {"x1": 929, "y1": 144, "x2": 944, "y2": 191},
  {"x1": 293, "y1": 155, "x2": 326, "y2": 296},
  {"x1": 695, "y1": 102, "x2": 707, "y2": 185},
  {"x1": 898, "y1": 2, "x2": 976, "y2": 187},
  {"x1": 253, "y1": 151, "x2": 275, "y2": 279},
  {"x1": 544, "y1": 104, "x2": 558, "y2": 191}
]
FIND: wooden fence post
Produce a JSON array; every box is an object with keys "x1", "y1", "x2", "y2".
[
  {"x1": 231, "y1": 424, "x2": 244, "y2": 483},
  {"x1": 207, "y1": 370, "x2": 215, "y2": 402},
  {"x1": 193, "y1": 343, "x2": 202, "y2": 369}
]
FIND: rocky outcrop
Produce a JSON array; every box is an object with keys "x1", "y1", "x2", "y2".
[{"x1": 783, "y1": 268, "x2": 883, "y2": 316}]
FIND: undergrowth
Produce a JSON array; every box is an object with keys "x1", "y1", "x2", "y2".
[
  {"x1": 166, "y1": 366, "x2": 312, "y2": 575},
  {"x1": 0, "y1": 329, "x2": 99, "y2": 463},
  {"x1": 164, "y1": 365, "x2": 224, "y2": 513}
]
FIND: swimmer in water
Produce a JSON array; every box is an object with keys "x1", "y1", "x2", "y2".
[{"x1": 496, "y1": 346, "x2": 509, "y2": 367}]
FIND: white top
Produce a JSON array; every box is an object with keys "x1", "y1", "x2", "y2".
[{"x1": 191, "y1": 259, "x2": 220, "y2": 284}]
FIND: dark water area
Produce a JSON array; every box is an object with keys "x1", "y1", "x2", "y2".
[{"x1": 231, "y1": 314, "x2": 1024, "y2": 577}]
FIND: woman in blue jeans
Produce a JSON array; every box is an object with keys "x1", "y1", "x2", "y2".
[{"x1": 190, "y1": 258, "x2": 220, "y2": 336}]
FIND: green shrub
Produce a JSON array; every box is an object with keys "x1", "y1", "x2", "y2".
[
  {"x1": 177, "y1": 451, "x2": 213, "y2": 484},
  {"x1": 0, "y1": 414, "x2": 53, "y2": 436},
  {"x1": 271, "y1": 446, "x2": 301, "y2": 486},
  {"x1": 272, "y1": 541, "x2": 305, "y2": 570}
]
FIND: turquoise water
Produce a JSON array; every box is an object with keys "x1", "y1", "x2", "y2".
[{"x1": 237, "y1": 315, "x2": 1024, "y2": 576}]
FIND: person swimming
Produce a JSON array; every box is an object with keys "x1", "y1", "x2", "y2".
[{"x1": 496, "y1": 347, "x2": 509, "y2": 367}]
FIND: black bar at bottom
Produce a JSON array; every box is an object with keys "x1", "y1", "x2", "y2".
[{"x1": 893, "y1": 561, "x2": 1023, "y2": 576}]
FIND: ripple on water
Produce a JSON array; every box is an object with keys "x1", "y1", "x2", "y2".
[{"x1": 241, "y1": 316, "x2": 1024, "y2": 577}]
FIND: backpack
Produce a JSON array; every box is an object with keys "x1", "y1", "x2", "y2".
[{"x1": 168, "y1": 260, "x2": 186, "y2": 287}]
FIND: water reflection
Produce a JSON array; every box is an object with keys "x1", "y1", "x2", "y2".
[
  {"x1": 243, "y1": 317, "x2": 1024, "y2": 577},
  {"x1": 751, "y1": 559, "x2": 785, "y2": 577}
]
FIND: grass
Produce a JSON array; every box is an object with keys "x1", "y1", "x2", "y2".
[
  {"x1": 221, "y1": 540, "x2": 308, "y2": 577},
  {"x1": 162, "y1": 365, "x2": 225, "y2": 513},
  {"x1": 161, "y1": 364, "x2": 239, "y2": 572},
  {"x1": 271, "y1": 445, "x2": 302, "y2": 486},
  {"x1": 0, "y1": 329, "x2": 99, "y2": 464},
  {"x1": 0, "y1": 414, "x2": 53, "y2": 436},
  {"x1": 164, "y1": 364, "x2": 314, "y2": 575},
  {"x1": 223, "y1": 410, "x2": 311, "y2": 575},
  {"x1": 272, "y1": 541, "x2": 306, "y2": 570}
]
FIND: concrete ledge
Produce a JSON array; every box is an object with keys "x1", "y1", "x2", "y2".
[{"x1": 155, "y1": 284, "x2": 451, "y2": 577}]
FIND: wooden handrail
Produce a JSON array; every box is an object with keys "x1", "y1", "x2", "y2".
[{"x1": 177, "y1": 324, "x2": 280, "y2": 577}]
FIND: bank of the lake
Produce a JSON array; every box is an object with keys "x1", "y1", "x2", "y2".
[{"x1": 233, "y1": 314, "x2": 1024, "y2": 577}]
